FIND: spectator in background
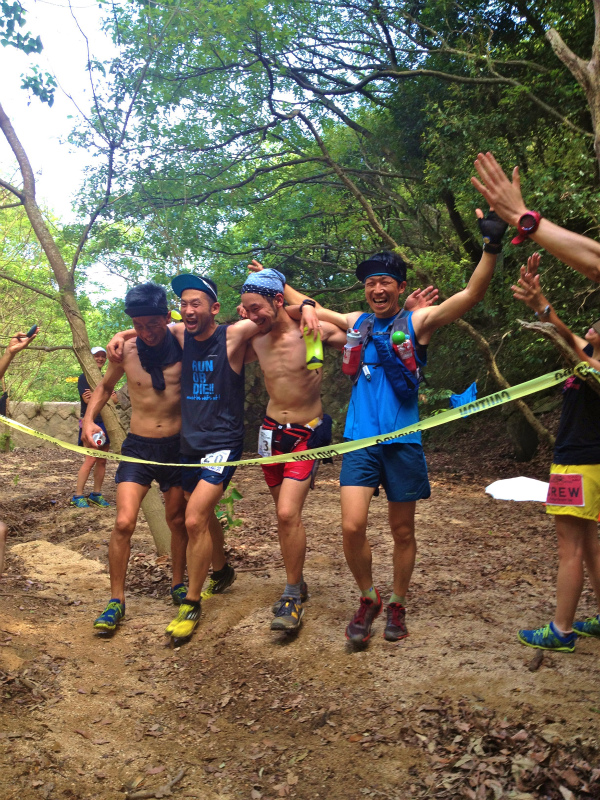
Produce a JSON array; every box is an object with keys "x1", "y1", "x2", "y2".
[
  {"x1": 0, "y1": 328, "x2": 38, "y2": 574},
  {"x1": 71, "y1": 346, "x2": 117, "y2": 509}
]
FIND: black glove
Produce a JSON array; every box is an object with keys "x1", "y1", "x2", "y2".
[{"x1": 478, "y1": 210, "x2": 508, "y2": 255}]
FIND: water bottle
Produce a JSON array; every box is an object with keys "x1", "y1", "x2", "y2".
[
  {"x1": 92, "y1": 431, "x2": 107, "y2": 447},
  {"x1": 342, "y1": 329, "x2": 362, "y2": 376},
  {"x1": 303, "y1": 328, "x2": 324, "y2": 370},
  {"x1": 392, "y1": 330, "x2": 417, "y2": 373}
]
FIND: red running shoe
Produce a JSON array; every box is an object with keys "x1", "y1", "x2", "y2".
[
  {"x1": 345, "y1": 590, "x2": 382, "y2": 645},
  {"x1": 384, "y1": 602, "x2": 408, "y2": 641}
]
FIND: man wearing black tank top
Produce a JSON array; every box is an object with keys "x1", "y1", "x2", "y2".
[{"x1": 162, "y1": 275, "x2": 262, "y2": 643}]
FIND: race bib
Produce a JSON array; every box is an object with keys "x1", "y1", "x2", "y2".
[
  {"x1": 200, "y1": 449, "x2": 231, "y2": 474},
  {"x1": 257, "y1": 428, "x2": 273, "y2": 458},
  {"x1": 546, "y1": 473, "x2": 585, "y2": 507}
]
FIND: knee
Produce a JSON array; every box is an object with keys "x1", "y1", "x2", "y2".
[
  {"x1": 277, "y1": 505, "x2": 301, "y2": 530},
  {"x1": 390, "y1": 522, "x2": 415, "y2": 547},
  {"x1": 342, "y1": 516, "x2": 367, "y2": 542},
  {"x1": 167, "y1": 511, "x2": 186, "y2": 534},
  {"x1": 185, "y1": 510, "x2": 210, "y2": 537},
  {"x1": 114, "y1": 514, "x2": 136, "y2": 538}
]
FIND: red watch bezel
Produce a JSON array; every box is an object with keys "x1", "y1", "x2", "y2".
[{"x1": 511, "y1": 211, "x2": 542, "y2": 245}]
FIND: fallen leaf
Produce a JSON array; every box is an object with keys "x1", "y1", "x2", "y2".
[
  {"x1": 287, "y1": 772, "x2": 298, "y2": 786},
  {"x1": 74, "y1": 729, "x2": 91, "y2": 739}
]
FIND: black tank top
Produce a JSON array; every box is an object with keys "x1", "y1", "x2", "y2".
[{"x1": 180, "y1": 326, "x2": 245, "y2": 454}]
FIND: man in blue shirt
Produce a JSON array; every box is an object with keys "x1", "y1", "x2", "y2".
[{"x1": 287, "y1": 209, "x2": 505, "y2": 645}]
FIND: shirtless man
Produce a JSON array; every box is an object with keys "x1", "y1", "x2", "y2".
[
  {"x1": 83, "y1": 283, "x2": 188, "y2": 633},
  {"x1": 241, "y1": 267, "x2": 345, "y2": 632}
]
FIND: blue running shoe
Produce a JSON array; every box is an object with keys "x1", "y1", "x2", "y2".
[
  {"x1": 94, "y1": 599, "x2": 125, "y2": 632},
  {"x1": 271, "y1": 597, "x2": 304, "y2": 632},
  {"x1": 88, "y1": 492, "x2": 110, "y2": 508},
  {"x1": 171, "y1": 583, "x2": 187, "y2": 606},
  {"x1": 70, "y1": 495, "x2": 89, "y2": 508},
  {"x1": 517, "y1": 621, "x2": 576, "y2": 652},
  {"x1": 573, "y1": 614, "x2": 600, "y2": 638}
]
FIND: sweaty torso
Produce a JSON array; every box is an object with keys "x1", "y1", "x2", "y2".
[
  {"x1": 251, "y1": 327, "x2": 323, "y2": 425},
  {"x1": 122, "y1": 340, "x2": 182, "y2": 437}
]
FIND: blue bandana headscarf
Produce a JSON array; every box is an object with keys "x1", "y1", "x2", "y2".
[{"x1": 241, "y1": 268, "x2": 286, "y2": 297}]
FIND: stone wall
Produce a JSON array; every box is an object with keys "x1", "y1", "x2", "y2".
[{"x1": 0, "y1": 401, "x2": 81, "y2": 449}]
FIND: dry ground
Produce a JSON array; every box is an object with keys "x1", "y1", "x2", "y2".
[{"x1": 1, "y1": 419, "x2": 599, "y2": 800}]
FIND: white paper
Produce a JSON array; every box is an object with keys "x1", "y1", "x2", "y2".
[
  {"x1": 485, "y1": 477, "x2": 549, "y2": 503},
  {"x1": 200, "y1": 449, "x2": 231, "y2": 474}
]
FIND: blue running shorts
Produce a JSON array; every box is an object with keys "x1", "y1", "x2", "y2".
[
  {"x1": 180, "y1": 443, "x2": 244, "y2": 495},
  {"x1": 115, "y1": 432, "x2": 181, "y2": 492},
  {"x1": 340, "y1": 441, "x2": 431, "y2": 503}
]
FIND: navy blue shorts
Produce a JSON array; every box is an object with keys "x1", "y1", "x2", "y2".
[
  {"x1": 340, "y1": 441, "x2": 431, "y2": 503},
  {"x1": 180, "y1": 443, "x2": 243, "y2": 495},
  {"x1": 79, "y1": 419, "x2": 109, "y2": 448},
  {"x1": 115, "y1": 432, "x2": 182, "y2": 493}
]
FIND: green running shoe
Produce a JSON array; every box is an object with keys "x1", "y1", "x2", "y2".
[
  {"x1": 167, "y1": 602, "x2": 201, "y2": 641},
  {"x1": 70, "y1": 495, "x2": 89, "y2": 508},
  {"x1": 94, "y1": 599, "x2": 125, "y2": 632},
  {"x1": 201, "y1": 564, "x2": 236, "y2": 599},
  {"x1": 272, "y1": 581, "x2": 308, "y2": 615},
  {"x1": 170, "y1": 583, "x2": 187, "y2": 606},
  {"x1": 573, "y1": 614, "x2": 600, "y2": 638},
  {"x1": 88, "y1": 492, "x2": 110, "y2": 508},
  {"x1": 271, "y1": 597, "x2": 304, "y2": 633},
  {"x1": 517, "y1": 621, "x2": 576, "y2": 652}
]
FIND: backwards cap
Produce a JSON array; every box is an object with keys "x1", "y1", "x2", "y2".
[{"x1": 171, "y1": 274, "x2": 218, "y2": 301}]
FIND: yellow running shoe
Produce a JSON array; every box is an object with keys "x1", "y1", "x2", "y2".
[{"x1": 167, "y1": 602, "x2": 201, "y2": 641}]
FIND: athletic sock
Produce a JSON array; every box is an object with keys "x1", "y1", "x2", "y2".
[
  {"x1": 390, "y1": 593, "x2": 406, "y2": 606},
  {"x1": 211, "y1": 564, "x2": 230, "y2": 579},
  {"x1": 283, "y1": 582, "x2": 303, "y2": 602},
  {"x1": 361, "y1": 586, "x2": 378, "y2": 602}
]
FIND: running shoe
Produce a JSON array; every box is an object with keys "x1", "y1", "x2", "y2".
[
  {"x1": 201, "y1": 564, "x2": 236, "y2": 599},
  {"x1": 93, "y1": 599, "x2": 125, "y2": 632},
  {"x1": 272, "y1": 581, "x2": 309, "y2": 615},
  {"x1": 70, "y1": 495, "x2": 89, "y2": 508},
  {"x1": 271, "y1": 597, "x2": 304, "y2": 632},
  {"x1": 384, "y1": 602, "x2": 408, "y2": 642},
  {"x1": 88, "y1": 492, "x2": 110, "y2": 508},
  {"x1": 166, "y1": 601, "x2": 201, "y2": 640},
  {"x1": 517, "y1": 621, "x2": 576, "y2": 652},
  {"x1": 573, "y1": 614, "x2": 600, "y2": 638},
  {"x1": 345, "y1": 590, "x2": 382, "y2": 645},
  {"x1": 170, "y1": 583, "x2": 187, "y2": 606}
]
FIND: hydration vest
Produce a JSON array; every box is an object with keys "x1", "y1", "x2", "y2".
[{"x1": 346, "y1": 311, "x2": 426, "y2": 401}]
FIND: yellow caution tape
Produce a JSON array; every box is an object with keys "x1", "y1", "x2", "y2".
[{"x1": 0, "y1": 367, "x2": 572, "y2": 468}]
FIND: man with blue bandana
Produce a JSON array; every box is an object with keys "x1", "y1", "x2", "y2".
[{"x1": 284, "y1": 207, "x2": 506, "y2": 646}]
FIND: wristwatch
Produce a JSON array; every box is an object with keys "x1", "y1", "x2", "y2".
[
  {"x1": 511, "y1": 211, "x2": 542, "y2": 244},
  {"x1": 534, "y1": 304, "x2": 551, "y2": 318},
  {"x1": 300, "y1": 298, "x2": 316, "y2": 308}
]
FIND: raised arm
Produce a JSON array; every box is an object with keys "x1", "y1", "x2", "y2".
[
  {"x1": 81, "y1": 361, "x2": 125, "y2": 446},
  {"x1": 471, "y1": 152, "x2": 600, "y2": 284},
  {"x1": 511, "y1": 254, "x2": 595, "y2": 367},
  {"x1": 411, "y1": 209, "x2": 503, "y2": 342},
  {"x1": 0, "y1": 329, "x2": 38, "y2": 382}
]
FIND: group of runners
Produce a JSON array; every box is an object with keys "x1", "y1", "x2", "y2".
[{"x1": 1, "y1": 152, "x2": 600, "y2": 652}]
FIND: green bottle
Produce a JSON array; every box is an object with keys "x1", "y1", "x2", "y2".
[{"x1": 303, "y1": 328, "x2": 324, "y2": 370}]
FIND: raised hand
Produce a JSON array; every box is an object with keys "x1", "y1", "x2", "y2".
[
  {"x1": 404, "y1": 285, "x2": 439, "y2": 311},
  {"x1": 248, "y1": 259, "x2": 264, "y2": 273},
  {"x1": 471, "y1": 153, "x2": 527, "y2": 227}
]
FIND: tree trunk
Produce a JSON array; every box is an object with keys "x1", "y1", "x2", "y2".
[
  {"x1": 455, "y1": 318, "x2": 555, "y2": 449},
  {"x1": 0, "y1": 100, "x2": 171, "y2": 552}
]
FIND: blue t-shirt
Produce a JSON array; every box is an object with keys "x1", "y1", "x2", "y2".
[{"x1": 343, "y1": 312, "x2": 421, "y2": 445}]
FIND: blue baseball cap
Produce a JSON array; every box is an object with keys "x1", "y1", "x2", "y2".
[{"x1": 171, "y1": 274, "x2": 218, "y2": 301}]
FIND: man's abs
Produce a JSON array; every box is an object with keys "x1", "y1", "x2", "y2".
[{"x1": 126, "y1": 358, "x2": 182, "y2": 438}]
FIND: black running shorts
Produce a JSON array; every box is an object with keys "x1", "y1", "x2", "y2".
[{"x1": 115, "y1": 432, "x2": 182, "y2": 493}]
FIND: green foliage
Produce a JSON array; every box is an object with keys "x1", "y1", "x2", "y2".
[
  {"x1": 216, "y1": 484, "x2": 244, "y2": 530},
  {"x1": 1, "y1": 1, "x2": 56, "y2": 105}
]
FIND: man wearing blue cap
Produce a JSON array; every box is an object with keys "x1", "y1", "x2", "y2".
[
  {"x1": 285, "y1": 208, "x2": 507, "y2": 646},
  {"x1": 240, "y1": 263, "x2": 344, "y2": 633}
]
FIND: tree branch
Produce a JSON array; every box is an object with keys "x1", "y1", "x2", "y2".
[
  {"x1": 0, "y1": 177, "x2": 24, "y2": 201},
  {"x1": 0, "y1": 271, "x2": 60, "y2": 302}
]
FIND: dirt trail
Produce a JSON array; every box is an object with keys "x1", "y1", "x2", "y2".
[{"x1": 1, "y1": 435, "x2": 599, "y2": 800}]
